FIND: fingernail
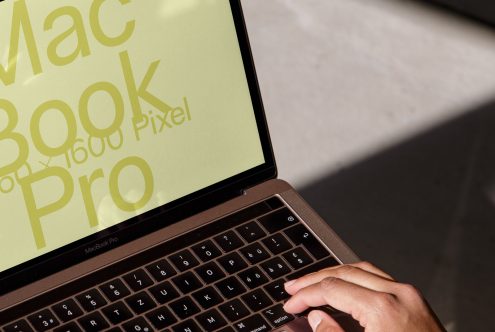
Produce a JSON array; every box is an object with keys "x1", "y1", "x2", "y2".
[
  {"x1": 284, "y1": 280, "x2": 296, "y2": 288},
  {"x1": 308, "y1": 311, "x2": 322, "y2": 331}
]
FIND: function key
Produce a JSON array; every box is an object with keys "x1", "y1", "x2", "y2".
[
  {"x1": 264, "y1": 279, "x2": 290, "y2": 302},
  {"x1": 101, "y1": 301, "x2": 133, "y2": 325},
  {"x1": 172, "y1": 319, "x2": 202, "y2": 332},
  {"x1": 169, "y1": 249, "x2": 199, "y2": 272},
  {"x1": 171, "y1": 271, "x2": 202, "y2": 294},
  {"x1": 53, "y1": 321, "x2": 82, "y2": 332},
  {"x1": 195, "y1": 261, "x2": 226, "y2": 283},
  {"x1": 122, "y1": 269, "x2": 153, "y2": 291},
  {"x1": 284, "y1": 224, "x2": 330, "y2": 259},
  {"x1": 52, "y1": 298, "x2": 83, "y2": 322},
  {"x1": 215, "y1": 276, "x2": 246, "y2": 299},
  {"x1": 214, "y1": 231, "x2": 244, "y2": 252},
  {"x1": 283, "y1": 247, "x2": 314, "y2": 269},
  {"x1": 258, "y1": 208, "x2": 299, "y2": 233},
  {"x1": 99, "y1": 278, "x2": 130, "y2": 302},
  {"x1": 240, "y1": 242, "x2": 270, "y2": 264},
  {"x1": 241, "y1": 289, "x2": 273, "y2": 312},
  {"x1": 27, "y1": 309, "x2": 59, "y2": 331},
  {"x1": 77, "y1": 312, "x2": 109, "y2": 331},
  {"x1": 192, "y1": 240, "x2": 221, "y2": 262},
  {"x1": 122, "y1": 317, "x2": 153, "y2": 332},
  {"x1": 75, "y1": 289, "x2": 107, "y2": 312},
  {"x1": 238, "y1": 266, "x2": 269, "y2": 289},
  {"x1": 262, "y1": 233, "x2": 292, "y2": 255},
  {"x1": 192, "y1": 286, "x2": 223, "y2": 309},
  {"x1": 146, "y1": 259, "x2": 177, "y2": 281},
  {"x1": 3, "y1": 319, "x2": 34, "y2": 332},
  {"x1": 125, "y1": 291, "x2": 157, "y2": 314},
  {"x1": 169, "y1": 296, "x2": 200, "y2": 319},
  {"x1": 265, "y1": 197, "x2": 284, "y2": 209},
  {"x1": 233, "y1": 314, "x2": 270, "y2": 332},
  {"x1": 149, "y1": 281, "x2": 180, "y2": 304},
  {"x1": 262, "y1": 303, "x2": 294, "y2": 327},
  {"x1": 146, "y1": 306, "x2": 177, "y2": 329},
  {"x1": 196, "y1": 309, "x2": 227, "y2": 331},
  {"x1": 217, "y1": 252, "x2": 248, "y2": 274},
  {"x1": 219, "y1": 299, "x2": 250, "y2": 322},
  {"x1": 236, "y1": 221, "x2": 266, "y2": 242}
]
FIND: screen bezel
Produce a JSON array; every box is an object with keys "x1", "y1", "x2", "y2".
[{"x1": 0, "y1": 0, "x2": 277, "y2": 294}]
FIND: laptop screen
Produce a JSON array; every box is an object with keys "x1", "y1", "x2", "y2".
[{"x1": 0, "y1": 0, "x2": 266, "y2": 274}]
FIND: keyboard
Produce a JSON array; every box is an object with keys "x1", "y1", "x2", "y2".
[{"x1": 1, "y1": 197, "x2": 339, "y2": 332}]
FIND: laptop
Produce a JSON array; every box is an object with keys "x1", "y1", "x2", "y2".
[{"x1": 0, "y1": 1, "x2": 360, "y2": 331}]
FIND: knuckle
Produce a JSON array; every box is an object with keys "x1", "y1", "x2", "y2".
[
  {"x1": 355, "y1": 261, "x2": 376, "y2": 270},
  {"x1": 320, "y1": 276, "x2": 339, "y2": 290},
  {"x1": 398, "y1": 283, "x2": 422, "y2": 300},
  {"x1": 373, "y1": 293, "x2": 398, "y2": 311},
  {"x1": 334, "y1": 264, "x2": 356, "y2": 277}
]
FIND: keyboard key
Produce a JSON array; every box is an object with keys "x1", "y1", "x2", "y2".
[
  {"x1": 169, "y1": 296, "x2": 200, "y2": 319},
  {"x1": 234, "y1": 314, "x2": 270, "y2": 332},
  {"x1": 262, "y1": 233, "x2": 292, "y2": 255},
  {"x1": 102, "y1": 301, "x2": 133, "y2": 324},
  {"x1": 76, "y1": 289, "x2": 107, "y2": 312},
  {"x1": 3, "y1": 319, "x2": 34, "y2": 332},
  {"x1": 265, "y1": 197, "x2": 284, "y2": 209},
  {"x1": 169, "y1": 249, "x2": 199, "y2": 272},
  {"x1": 146, "y1": 259, "x2": 177, "y2": 281},
  {"x1": 215, "y1": 276, "x2": 246, "y2": 299},
  {"x1": 146, "y1": 306, "x2": 177, "y2": 329},
  {"x1": 149, "y1": 281, "x2": 180, "y2": 304},
  {"x1": 287, "y1": 257, "x2": 340, "y2": 280},
  {"x1": 99, "y1": 279, "x2": 131, "y2": 302},
  {"x1": 125, "y1": 291, "x2": 157, "y2": 314},
  {"x1": 53, "y1": 321, "x2": 82, "y2": 332},
  {"x1": 236, "y1": 221, "x2": 266, "y2": 242},
  {"x1": 240, "y1": 242, "x2": 270, "y2": 264},
  {"x1": 283, "y1": 247, "x2": 314, "y2": 269},
  {"x1": 122, "y1": 269, "x2": 153, "y2": 292},
  {"x1": 241, "y1": 289, "x2": 273, "y2": 311},
  {"x1": 219, "y1": 299, "x2": 250, "y2": 322},
  {"x1": 192, "y1": 286, "x2": 223, "y2": 309},
  {"x1": 172, "y1": 320, "x2": 202, "y2": 332},
  {"x1": 196, "y1": 309, "x2": 227, "y2": 331},
  {"x1": 238, "y1": 266, "x2": 269, "y2": 289},
  {"x1": 262, "y1": 303, "x2": 294, "y2": 327},
  {"x1": 261, "y1": 257, "x2": 291, "y2": 280},
  {"x1": 78, "y1": 312, "x2": 109, "y2": 331},
  {"x1": 172, "y1": 271, "x2": 202, "y2": 293},
  {"x1": 218, "y1": 252, "x2": 248, "y2": 274},
  {"x1": 106, "y1": 328, "x2": 123, "y2": 332},
  {"x1": 192, "y1": 240, "x2": 222, "y2": 262},
  {"x1": 52, "y1": 299, "x2": 83, "y2": 322},
  {"x1": 214, "y1": 231, "x2": 244, "y2": 252},
  {"x1": 284, "y1": 224, "x2": 330, "y2": 259},
  {"x1": 264, "y1": 279, "x2": 290, "y2": 301},
  {"x1": 27, "y1": 309, "x2": 59, "y2": 331},
  {"x1": 258, "y1": 208, "x2": 299, "y2": 233},
  {"x1": 218, "y1": 328, "x2": 236, "y2": 332},
  {"x1": 122, "y1": 317, "x2": 153, "y2": 332},
  {"x1": 195, "y1": 261, "x2": 225, "y2": 283}
]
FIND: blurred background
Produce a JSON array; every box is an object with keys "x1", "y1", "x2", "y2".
[{"x1": 242, "y1": 1, "x2": 495, "y2": 331}]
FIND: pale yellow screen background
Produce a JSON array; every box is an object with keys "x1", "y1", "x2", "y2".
[{"x1": 0, "y1": 0, "x2": 265, "y2": 272}]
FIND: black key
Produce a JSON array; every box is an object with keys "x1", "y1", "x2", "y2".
[
  {"x1": 192, "y1": 286, "x2": 223, "y2": 309},
  {"x1": 218, "y1": 252, "x2": 248, "y2": 274},
  {"x1": 77, "y1": 312, "x2": 109, "y2": 332},
  {"x1": 149, "y1": 281, "x2": 180, "y2": 304},
  {"x1": 266, "y1": 197, "x2": 284, "y2": 209},
  {"x1": 240, "y1": 242, "x2": 270, "y2": 264},
  {"x1": 236, "y1": 221, "x2": 266, "y2": 242},
  {"x1": 215, "y1": 276, "x2": 246, "y2": 299},
  {"x1": 172, "y1": 320, "x2": 202, "y2": 332},
  {"x1": 261, "y1": 257, "x2": 291, "y2": 279},
  {"x1": 192, "y1": 240, "x2": 222, "y2": 262},
  {"x1": 195, "y1": 261, "x2": 225, "y2": 283},
  {"x1": 101, "y1": 301, "x2": 133, "y2": 324},
  {"x1": 169, "y1": 296, "x2": 200, "y2": 319},
  {"x1": 122, "y1": 269, "x2": 153, "y2": 292},
  {"x1": 214, "y1": 230, "x2": 244, "y2": 252},
  {"x1": 106, "y1": 328, "x2": 123, "y2": 332},
  {"x1": 172, "y1": 271, "x2": 202, "y2": 293},
  {"x1": 76, "y1": 289, "x2": 107, "y2": 312},
  {"x1": 264, "y1": 279, "x2": 290, "y2": 301},
  {"x1": 262, "y1": 303, "x2": 294, "y2": 327},
  {"x1": 99, "y1": 279, "x2": 131, "y2": 302},
  {"x1": 234, "y1": 314, "x2": 270, "y2": 332},
  {"x1": 283, "y1": 247, "x2": 313, "y2": 269},
  {"x1": 196, "y1": 309, "x2": 227, "y2": 331},
  {"x1": 146, "y1": 259, "x2": 177, "y2": 281},
  {"x1": 218, "y1": 327, "x2": 235, "y2": 332},
  {"x1": 258, "y1": 208, "x2": 299, "y2": 233},
  {"x1": 146, "y1": 306, "x2": 177, "y2": 329},
  {"x1": 219, "y1": 299, "x2": 250, "y2": 322},
  {"x1": 125, "y1": 291, "x2": 157, "y2": 314},
  {"x1": 287, "y1": 257, "x2": 340, "y2": 280},
  {"x1": 241, "y1": 289, "x2": 273, "y2": 311},
  {"x1": 122, "y1": 317, "x2": 153, "y2": 332},
  {"x1": 52, "y1": 298, "x2": 84, "y2": 322},
  {"x1": 262, "y1": 233, "x2": 292, "y2": 255},
  {"x1": 27, "y1": 309, "x2": 59, "y2": 331},
  {"x1": 238, "y1": 266, "x2": 269, "y2": 289},
  {"x1": 169, "y1": 249, "x2": 199, "y2": 272},
  {"x1": 53, "y1": 322, "x2": 82, "y2": 332},
  {"x1": 3, "y1": 319, "x2": 34, "y2": 332},
  {"x1": 284, "y1": 224, "x2": 330, "y2": 259}
]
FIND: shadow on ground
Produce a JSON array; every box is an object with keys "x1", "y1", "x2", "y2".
[{"x1": 298, "y1": 101, "x2": 495, "y2": 332}]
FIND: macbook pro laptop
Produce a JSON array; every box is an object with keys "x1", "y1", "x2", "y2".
[{"x1": 0, "y1": 1, "x2": 359, "y2": 331}]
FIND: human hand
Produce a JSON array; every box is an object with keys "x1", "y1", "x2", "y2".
[{"x1": 283, "y1": 262, "x2": 445, "y2": 332}]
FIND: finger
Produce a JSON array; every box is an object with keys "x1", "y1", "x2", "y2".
[
  {"x1": 308, "y1": 310, "x2": 344, "y2": 332},
  {"x1": 350, "y1": 261, "x2": 394, "y2": 280},
  {"x1": 285, "y1": 264, "x2": 396, "y2": 296}
]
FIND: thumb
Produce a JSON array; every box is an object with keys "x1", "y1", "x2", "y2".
[{"x1": 308, "y1": 310, "x2": 345, "y2": 332}]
